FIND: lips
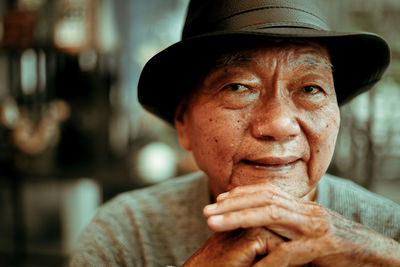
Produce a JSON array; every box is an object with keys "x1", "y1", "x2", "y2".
[{"x1": 241, "y1": 156, "x2": 300, "y2": 171}]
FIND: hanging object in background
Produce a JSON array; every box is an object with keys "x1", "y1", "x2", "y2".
[
  {"x1": 0, "y1": 97, "x2": 70, "y2": 155},
  {"x1": 53, "y1": 0, "x2": 93, "y2": 54},
  {"x1": 11, "y1": 99, "x2": 70, "y2": 155},
  {"x1": 54, "y1": 0, "x2": 119, "y2": 54}
]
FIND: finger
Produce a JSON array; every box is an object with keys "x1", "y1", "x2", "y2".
[
  {"x1": 218, "y1": 182, "x2": 293, "y2": 202},
  {"x1": 187, "y1": 228, "x2": 285, "y2": 266},
  {"x1": 206, "y1": 191, "x2": 277, "y2": 217},
  {"x1": 253, "y1": 238, "x2": 329, "y2": 267},
  {"x1": 207, "y1": 205, "x2": 329, "y2": 239},
  {"x1": 217, "y1": 183, "x2": 325, "y2": 218},
  {"x1": 240, "y1": 227, "x2": 285, "y2": 257},
  {"x1": 205, "y1": 191, "x2": 307, "y2": 217},
  {"x1": 207, "y1": 205, "x2": 304, "y2": 239}
]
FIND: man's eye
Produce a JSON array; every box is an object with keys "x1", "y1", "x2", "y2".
[
  {"x1": 301, "y1": 85, "x2": 323, "y2": 94},
  {"x1": 224, "y1": 84, "x2": 249, "y2": 93}
]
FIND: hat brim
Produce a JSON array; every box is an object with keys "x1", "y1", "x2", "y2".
[{"x1": 138, "y1": 28, "x2": 390, "y2": 125}]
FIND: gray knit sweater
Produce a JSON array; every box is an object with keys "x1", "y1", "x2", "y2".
[{"x1": 70, "y1": 172, "x2": 400, "y2": 266}]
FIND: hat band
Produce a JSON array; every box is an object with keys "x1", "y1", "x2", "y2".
[{"x1": 183, "y1": 6, "x2": 330, "y2": 38}]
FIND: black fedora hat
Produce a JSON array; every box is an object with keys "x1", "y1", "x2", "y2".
[{"x1": 138, "y1": 0, "x2": 390, "y2": 125}]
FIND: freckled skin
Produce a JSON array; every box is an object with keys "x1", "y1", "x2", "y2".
[
  {"x1": 176, "y1": 43, "x2": 340, "y2": 200},
  {"x1": 178, "y1": 42, "x2": 400, "y2": 267}
]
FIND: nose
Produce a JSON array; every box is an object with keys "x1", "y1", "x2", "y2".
[{"x1": 250, "y1": 97, "x2": 301, "y2": 141}]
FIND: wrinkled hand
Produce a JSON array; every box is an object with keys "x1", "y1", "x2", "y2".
[
  {"x1": 182, "y1": 227, "x2": 284, "y2": 267},
  {"x1": 203, "y1": 183, "x2": 400, "y2": 266}
]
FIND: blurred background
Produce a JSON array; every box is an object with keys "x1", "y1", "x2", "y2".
[{"x1": 0, "y1": 0, "x2": 399, "y2": 266}]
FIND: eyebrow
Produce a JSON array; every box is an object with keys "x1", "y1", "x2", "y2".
[
  {"x1": 212, "y1": 49, "x2": 333, "y2": 72},
  {"x1": 295, "y1": 53, "x2": 333, "y2": 71},
  {"x1": 213, "y1": 52, "x2": 254, "y2": 68}
]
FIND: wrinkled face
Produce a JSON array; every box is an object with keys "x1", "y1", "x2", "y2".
[{"x1": 175, "y1": 42, "x2": 340, "y2": 200}]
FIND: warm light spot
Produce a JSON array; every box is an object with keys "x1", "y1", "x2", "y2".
[
  {"x1": 136, "y1": 142, "x2": 177, "y2": 184},
  {"x1": 54, "y1": 18, "x2": 88, "y2": 52}
]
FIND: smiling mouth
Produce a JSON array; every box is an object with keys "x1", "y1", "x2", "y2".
[{"x1": 241, "y1": 158, "x2": 300, "y2": 171}]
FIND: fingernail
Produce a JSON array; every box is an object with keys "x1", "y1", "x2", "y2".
[{"x1": 209, "y1": 215, "x2": 224, "y2": 225}]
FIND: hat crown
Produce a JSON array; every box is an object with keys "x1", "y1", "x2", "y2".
[
  {"x1": 138, "y1": 0, "x2": 390, "y2": 125},
  {"x1": 182, "y1": 0, "x2": 330, "y2": 38}
]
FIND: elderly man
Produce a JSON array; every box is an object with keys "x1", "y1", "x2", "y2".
[{"x1": 71, "y1": 0, "x2": 400, "y2": 266}]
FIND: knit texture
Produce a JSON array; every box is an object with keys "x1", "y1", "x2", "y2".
[
  {"x1": 317, "y1": 173, "x2": 400, "y2": 242},
  {"x1": 70, "y1": 172, "x2": 400, "y2": 266}
]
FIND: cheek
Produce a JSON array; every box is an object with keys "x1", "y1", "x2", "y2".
[
  {"x1": 188, "y1": 105, "x2": 249, "y2": 177},
  {"x1": 304, "y1": 105, "x2": 340, "y2": 183}
]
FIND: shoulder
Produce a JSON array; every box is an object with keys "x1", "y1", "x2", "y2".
[
  {"x1": 115, "y1": 171, "x2": 208, "y2": 205},
  {"x1": 103, "y1": 171, "x2": 208, "y2": 219},
  {"x1": 70, "y1": 171, "x2": 211, "y2": 266},
  {"x1": 318, "y1": 173, "x2": 398, "y2": 207},
  {"x1": 317, "y1": 173, "x2": 400, "y2": 241},
  {"x1": 92, "y1": 170, "x2": 209, "y2": 235}
]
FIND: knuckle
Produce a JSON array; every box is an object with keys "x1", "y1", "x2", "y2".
[
  {"x1": 242, "y1": 228, "x2": 268, "y2": 251},
  {"x1": 246, "y1": 234, "x2": 263, "y2": 246},
  {"x1": 304, "y1": 202, "x2": 332, "y2": 236},
  {"x1": 225, "y1": 211, "x2": 249, "y2": 228},
  {"x1": 309, "y1": 202, "x2": 327, "y2": 216},
  {"x1": 264, "y1": 205, "x2": 281, "y2": 220},
  {"x1": 310, "y1": 217, "x2": 330, "y2": 236}
]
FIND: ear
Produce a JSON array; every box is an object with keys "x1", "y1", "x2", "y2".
[{"x1": 174, "y1": 101, "x2": 192, "y2": 151}]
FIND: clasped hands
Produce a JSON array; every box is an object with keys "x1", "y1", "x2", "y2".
[{"x1": 183, "y1": 183, "x2": 400, "y2": 267}]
